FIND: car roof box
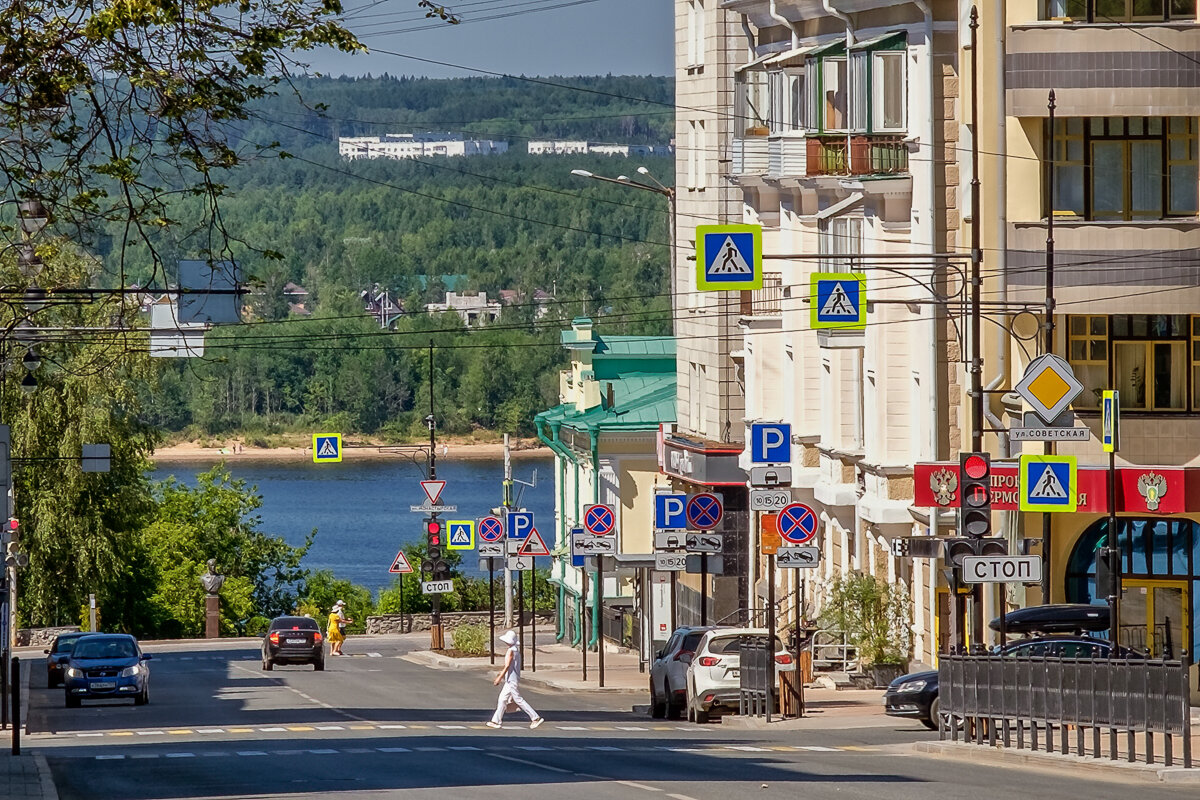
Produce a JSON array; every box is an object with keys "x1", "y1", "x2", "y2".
[{"x1": 989, "y1": 604, "x2": 1110, "y2": 634}]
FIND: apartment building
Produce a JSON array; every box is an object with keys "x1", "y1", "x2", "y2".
[
  {"x1": 338, "y1": 133, "x2": 508, "y2": 160},
  {"x1": 526, "y1": 141, "x2": 673, "y2": 156}
]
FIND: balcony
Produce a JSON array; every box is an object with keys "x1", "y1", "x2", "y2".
[
  {"x1": 1007, "y1": 23, "x2": 1200, "y2": 117},
  {"x1": 741, "y1": 272, "x2": 784, "y2": 317},
  {"x1": 767, "y1": 135, "x2": 808, "y2": 179},
  {"x1": 806, "y1": 136, "x2": 908, "y2": 177},
  {"x1": 732, "y1": 137, "x2": 770, "y2": 177}
]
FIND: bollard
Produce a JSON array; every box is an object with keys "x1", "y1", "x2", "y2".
[{"x1": 10, "y1": 656, "x2": 19, "y2": 755}]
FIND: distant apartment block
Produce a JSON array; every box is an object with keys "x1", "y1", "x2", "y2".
[
  {"x1": 526, "y1": 140, "x2": 673, "y2": 157},
  {"x1": 339, "y1": 133, "x2": 509, "y2": 160},
  {"x1": 425, "y1": 292, "x2": 502, "y2": 326}
]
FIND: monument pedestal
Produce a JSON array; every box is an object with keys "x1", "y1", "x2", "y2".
[{"x1": 205, "y1": 595, "x2": 219, "y2": 639}]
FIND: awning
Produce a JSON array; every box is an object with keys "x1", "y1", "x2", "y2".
[
  {"x1": 849, "y1": 31, "x2": 907, "y2": 51},
  {"x1": 806, "y1": 38, "x2": 846, "y2": 58},
  {"x1": 765, "y1": 45, "x2": 815, "y2": 68},
  {"x1": 734, "y1": 52, "x2": 777, "y2": 74}
]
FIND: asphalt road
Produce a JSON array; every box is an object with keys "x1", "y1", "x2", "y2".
[{"x1": 22, "y1": 636, "x2": 1193, "y2": 799}]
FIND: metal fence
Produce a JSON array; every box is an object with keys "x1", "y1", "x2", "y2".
[
  {"x1": 600, "y1": 605, "x2": 640, "y2": 650},
  {"x1": 738, "y1": 635, "x2": 775, "y2": 721},
  {"x1": 939, "y1": 654, "x2": 1192, "y2": 768}
]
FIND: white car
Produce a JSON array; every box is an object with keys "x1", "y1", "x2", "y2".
[
  {"x1": 648, "y1": 626, "x2": 715, "y2": 719},
  {"x1": 685, "y1": 627, "x2": 795, "y2": 723}
]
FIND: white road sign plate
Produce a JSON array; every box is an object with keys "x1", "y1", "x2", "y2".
[
  {"x1": 410, "y1": 504, "x2": 458, "y2": 513},
  {"x1": 478, "y1": 542, "x2": 504, "y2": 557},
  {"x1": 1009, "y1": 427, "x2": 1090, "y2": 441},
  {"x1": 655, "y1": 553, "x2": 687, "y2": 572},
  {"x1": 507, "y1": 556, "x2": 533, "y2": 571},
  {"x1": 776, "y1": 546, "x2": 820, "y2": 568},
  {"x1": 421, "y1": 579, "x2": 453, "y2": 595},
  {"x1": 749, "y1": 466, "x2": 792, "y2": 488},
  {"x1": 685, "y1": 533, "x2": 723, "y2": 554},
  {"x1": 750, "y1": 489, "x2": 791, "y2": 511},
  {"x1": 961, "y1": 555, "x2": 1042, "y2": 584},
  {"x1": 655, "y1": 532, "x2": 685, "y2": 550},
  {"x1": 574, "y1": 534, "x2": 616, "y2": 554}
]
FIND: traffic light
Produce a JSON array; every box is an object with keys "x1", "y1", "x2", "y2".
[
  {"x1": 425, "y1": 517, "x2": 442, "y2": 559},
  {"x1": 1096, "y1": 546, "x2": 1121, "y2": 600},
  {"x1": 959, "y1": 452, "x2": 991, "y2": 538}
]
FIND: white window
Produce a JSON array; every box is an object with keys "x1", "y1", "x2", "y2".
[
  {"x1": 849, "y1": 51, "x2": 868, "y2": 132},
  {"x1": 789, "y1": 73, "x2": 805, "y2": 131},
  {"x1": 689, "y1": 362, "x2": 703, "y2": 430},
  {"x1": 735, "y1": 69, "x2": 769, "y2": 135},
  {"x1": 823, "y1": 58, "x2": 848, "y2": 132},
  {"x1": 693, "y1": 1, "x2": 705, "y2": 67},
  {"x1": 769, "y1": 71, "x2": 786, "y2": 135},
  {"x1": 872, "y1": 52, "x2": 907, "y2": 132},
  {"x1": 687, "y1": 121, "x2": 698, "y2": 190},
  {"x1": 819, "y1": 217, "x2": 863, "y2": 270},
  {"x1": 696, "y1": 119, "x2": 707, "y2": 190},
  {"x1": 769, "y1": 70, "x2": 805, "y2": 134},
  {"x1": 686, "y1": 2, "x2": 698, "y2": 66}
]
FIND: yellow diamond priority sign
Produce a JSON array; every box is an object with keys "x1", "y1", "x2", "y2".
[{"x1": 1014, "y1": 354, "x2": 1084, "y2": 423}]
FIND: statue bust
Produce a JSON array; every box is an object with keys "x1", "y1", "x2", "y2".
[{"x1": 200, "y1": 558, "x2": 225, "y2": 595}]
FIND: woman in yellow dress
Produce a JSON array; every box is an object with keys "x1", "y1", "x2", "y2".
[{"x1": 326, "y1": 600, "x2": 347, "y2": 656}]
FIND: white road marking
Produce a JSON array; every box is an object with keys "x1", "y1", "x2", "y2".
[
  {"x1": 798, "y1": 746, "x2": 840, "y2": 752},
  {"x1": 258, "y1": 727, "x2": 287, "y2": 732},
  {"x1": 77, "y1": 733, "x2": 104, "y2": 738},
  {"x1": 437, "y1": 725, "x2": 466, "y2": 729},
  {"x1": 95, "y1": 755, "x2": 125, "y2": 760},
  {"x1": 136, "y1": 731, "x2": 165, "y2": 736},
  {"x1": 165, "y1": 753, "x2": 195, "y2": 758},
  {"x1": 449, "y1": 746, "x2": 483, "y2": 751},
  {"x1": 377, "y1": 747, "x2": 411, "y2": 753},
  {"x1": 308, "y1": 749, "x2": 338, "y2": 755},
  {"x1": 194, "y1": 729, "x2": 225, "y2": 734},
  {"x1": 378, "y1": 724, "x2": 407, "y2": 729},
  {"x1": 517, "y1": 746, "x2": 552, "y2": 751},
  {"x1": 616, "y1": 726, "x2": 648, "y2": 731},
  {"x1": 726, "y1": 745, "x2": 770, "y2": 752},
  {"x1": 616, "y1": 781, "x2": 661, "y2": 792},
  {"x1": 557, "y1": 726, "x2": 589, "y2": 731},
  {"x1": 587, "y1": 746, "x2": 623, "y2": 751},
  {"x1": 367, "y1": 652, "x2": 382, "y2": 658},
  {"x1": 489, "y1": 753, "x2": 571, "y2": 774},
  {"x1": 315, "y1": 725, "x2": 344, "y2": 731},
  {"x1": 237, "y1": 751, "x2": 268, "y2": 756},
  {"x1": 668, "y1": 794, "x2": 700, "y2": 800}
]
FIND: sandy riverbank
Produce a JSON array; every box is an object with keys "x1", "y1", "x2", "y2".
[{"x1": 150, "y1": 438, "x2": 550, "y2": 463}]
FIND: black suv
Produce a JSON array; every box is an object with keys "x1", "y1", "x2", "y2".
[
  {"x1": 262, "y1": 616, "x2": 325, "y2": 671},
  {"x1": 885, "y1": 605, "x2": 1138, "y2": 729}
]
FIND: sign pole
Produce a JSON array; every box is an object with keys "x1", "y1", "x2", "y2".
[
  {"x1": 489, "y1": 557, "x2": 496, "y2": 666},
  {"x1": 1103, "y1": 389, "x2": 1121, "y2": 648},
  {"x1": 581, "y1": 570, "x2": 588, "y2": 681},
  {"x1": 530, "y1": 565, "x2": 537, "y2": 672},
  {"x1": 598, "y1": 556, "x2": 606, "y2": 688},
  {"x1": 670, "y1": 571, "x2": 677, "y2": 632},
  {"x1": 700, "y1": 553, "x2": 708, "y2": 626},
  {"x1": 518, "y1": 569, "x2": 525, "y2": 665},
  {"x1": 767, "y1": 552, "x2": 775, "y2": 724}
]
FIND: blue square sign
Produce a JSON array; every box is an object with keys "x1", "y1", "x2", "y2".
[
  {"x1": 696, "y1": 224, "x2": 762, "y2": 291},
  {"x1": 811, "y1": 272, "x2": 866, "y2": 329},
  {"x1": 750, "y1": 422, "x2": 791, "y2": 464},
  {"x1": 1019, "y1": 454, "x2": 1077, "y2": 513},
  {"x1": 654, "y1": 493, "x2": 687, "y2": 530}
]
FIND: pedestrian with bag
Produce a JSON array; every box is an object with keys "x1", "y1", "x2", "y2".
[
  {"x1": 487, "y1": 630, "x2": 543, "y2": 729},
  {"x1": 327, "y1": 600, "x2": 353, "y2": 656}
]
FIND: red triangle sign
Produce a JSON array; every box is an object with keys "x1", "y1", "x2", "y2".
[
  {"x1": 517, "y1": 528, "x2": 550, "y2": 557},
  {"x1": 389, "y1": 551, "x2": 413, "y2": 574},
  {"x1": 421, "y1": 480, "x2": 446, "y2": 505}
]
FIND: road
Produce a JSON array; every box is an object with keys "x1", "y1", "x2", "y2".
[{"x1": 21, "y1": 636, "x2": 1191, "y2": 799}]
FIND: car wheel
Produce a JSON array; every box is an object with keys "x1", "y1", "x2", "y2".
[
  {"x1": 928, "y1": 697, "x2": 959, "y2": 730},
  {"x1": 666, "y1": 690, "x2": 683, "y2": 720},
  {"x1": 694, "y1": 707, "x2": 710, "y2": 724},
  {"x1": 314, "y1": 658, "x2": 325, "y2": 672},
  {"x1": 135, "y1": 685, "x2": 149, "y2": 706},
  {"x1": 262, "y1": 659, "x2": 273, "y2": 671},
  {"x1": 65, "y1": 695, "x2": 81, "y2": 709},
  {"x1": 649, "y1": 682, "x2": 666, "y2": 719},
  {"x1": 47, "y1": 672, "x2": 57, "y2": 689}
]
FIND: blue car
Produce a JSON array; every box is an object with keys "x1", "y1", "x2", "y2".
[{"x1": 63, "y1": 634, "x2": 152, "y2": 707}]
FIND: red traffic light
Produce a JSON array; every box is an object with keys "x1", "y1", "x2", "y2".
[
  {"x1": 963, "y1": 454, "x2": 989, "y2": 480},
  {"x1": 426, "y1": 520, "x2": 441, "y2": 535},
  {"x1": 7, "y1": 518, "x2": 16, "y2": 532}
]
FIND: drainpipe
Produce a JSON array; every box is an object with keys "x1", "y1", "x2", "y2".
[
  {"x1": 822, "y1": 0, "x2": 855, "y2": 44},
  {"x1": 991, "y1": 0, "x2": 1009, "y2": 460},
  {"x1": 537, "y1": 418, "x2": 574, "y2": 641},
  {"x1": 824, "y1": 0, "x2": 854, "y2": 175},
  {"x1": 769, "y1": 0, "x2": 800, "y2": 48},
  {"x1": 589, "y1": 429, "x2": 601, "y2": 649}
]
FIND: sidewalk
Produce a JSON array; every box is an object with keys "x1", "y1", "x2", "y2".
[{"x1": 0, "y1": 651, "x2": 58, "y2": 800}]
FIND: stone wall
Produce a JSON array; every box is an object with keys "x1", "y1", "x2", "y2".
[
  {"x1": 366, "y1": 611, "x2": 553, "y2": 635},
  {"x1": 18, "y1": 626, "x2": 81, "y2": 648}
]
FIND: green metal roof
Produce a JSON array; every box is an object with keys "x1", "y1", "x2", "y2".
[
  {"x1": 535, "y1": 372, "x2": 676, "y2": 432},
  {"x1": 558, "y1": 331, "x2": 675, "y2": 358}
]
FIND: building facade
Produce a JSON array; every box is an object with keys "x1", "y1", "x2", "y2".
[{"x1": 339, "y1": 134, "x2": 508, "y2": 160}]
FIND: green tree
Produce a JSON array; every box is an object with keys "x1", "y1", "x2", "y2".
[{"x1": 295, "y1": 570, "x2": 373, "y2": 635}]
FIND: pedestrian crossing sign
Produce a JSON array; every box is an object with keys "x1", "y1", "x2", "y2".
[
  {"x1": 696, "y1": 224, "x2": 762, "y2": 291},
  {"x1": 447, "y1": 520, "x2": 475, "y2": 550},
  {"x1": 811, "y1": 273, "x2": 866, "y2": 330},
  {"x1": 1018, "y1": 454, "x2": 1077, "y2": 513},
  {"x1": 312, "y1": 433, "x2": 342, "y2": 463}
]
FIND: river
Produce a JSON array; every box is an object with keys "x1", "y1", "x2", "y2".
[{"x1": 150, "y1": 456, "x2": 555, "y2": 594}]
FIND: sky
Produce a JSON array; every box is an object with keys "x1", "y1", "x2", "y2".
[{"x1": 305, "y1": 0, "x2": 674, "y2": 79}]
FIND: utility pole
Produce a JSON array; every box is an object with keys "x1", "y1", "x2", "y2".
[
  {"x1": 427, "y1": 340, "x2": 444, "y2": 651},
  {"x1": 503, "y1": 434, "x2": 514, "y2": 628},
  {"x1": 966, "y1": 6, "x2": 985, "y2": 651},
  {"x1": 1042, "y1": 90, "x2": 1057, "y2": 607}
]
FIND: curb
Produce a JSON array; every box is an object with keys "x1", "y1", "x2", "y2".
[
  {"x1": 912, "y1": 740, "x2": 1200, "y2": 784},
  {"x1": 35, "y1": 755, "x2": 59, "y2": 800},
  {"x1": 401, "y1": 651, "x2": 645, "y2": 694}
]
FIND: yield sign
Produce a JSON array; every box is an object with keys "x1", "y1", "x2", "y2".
[
  {"x1": 517, "y1": 528, "x2": 550, "y2": 557},
  {"x1": 389, "y1": 550, "x2": 413, "y2": 574},
  {"x1": 421, "y1": 480, "x2": 446, "y2": 505}
]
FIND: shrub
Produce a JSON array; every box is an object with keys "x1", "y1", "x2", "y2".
[
  {"x1": 452, "y1": 622, "x2": 490, "y2": 656},
  {"x1": 819, "y1": 572, "x2": 912, "y2": 667}
]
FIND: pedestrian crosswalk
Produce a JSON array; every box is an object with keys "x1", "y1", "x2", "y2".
[
  {"x1": 46, "y1": 742, "x2": 880, "y2": 761},
  {"x1": 44, "y1": 722, "x2": 703, "y2": 740}
]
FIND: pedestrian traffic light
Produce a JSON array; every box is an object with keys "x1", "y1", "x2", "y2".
[
  {"x1": 959, "y1": 452, "x2": 991, "y2": 538},
  {"x1": 1096, "y1": 546, "x2": 1121, "y2": 600}
]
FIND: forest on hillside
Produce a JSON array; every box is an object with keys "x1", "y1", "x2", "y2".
[{"x1": 118, "y1": 75, "x2": 676, "y2": 441}]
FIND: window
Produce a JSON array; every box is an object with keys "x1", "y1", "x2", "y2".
[
  {"x1": 872, "y1": 52, "x2": 907, "y2": 132},
  {"x1": 1047, "y1": 0, "x2": 1195, "y2": 19},
  {"x1": 687, "y1": 121, "x2": 698, "y2": 190},
  {"x1": 735, "y1": 68, "x2": 769, "y2": 136},
  {"x1": 1066, "y1": 314, "x2": 1194, "y2": 412},
  {"x1": 686, "y1": 1, "x2": 705, "y2": 66},
  {"x1": 1192, "y1": 317, "x2": 1200, "y2": 411},
  {"x1": 768, "y1": 70, "x2": 805, "y2": 134},
  {"x1": 1049, "y1": 117, "x2": 1198, "y2": 221},
  {"x1": 823, "y1": 57, "x2": 848, "y2": 131},
  {"x1": 819, "y1": 217, "x2": 863, "y2": 270},
  {"x1": 849, "y1": 52, "x2": 868, "y2": 132},
  {"x1": 695, "y1": 119, "x2": 706, "y2": 190}
]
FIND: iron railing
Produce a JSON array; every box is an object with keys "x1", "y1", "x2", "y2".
[
  {"x1": 940, "y1": 654, "x2": 1191, "y2": 768},
  {"x1": 806, "y1": 135, "x2": 909, "y2": 177},
  {"x1": 600, "y1": 604, "x2": 640, "y2": 650},
  {"x1": 738, "y1": 635, "x2": 775, "y2": 721}
]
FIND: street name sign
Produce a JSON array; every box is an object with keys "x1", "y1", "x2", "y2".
[
  {"x1": 574, "y1": 534, "x2": 616, "y2": 554},
  {"x1": 421, "y1": 579, "x2": 453, "y2": 595},
  {"x1": 312, "y1": 433, "x2": 342, "y2": 463},
  {"x1": 811, "y1": 273, "x2": 866, "y2": 330},
  {"x1": 696, "y1": 224, "x2": 762, "y2": 291},
  {"x1": 777, "y1": 546, "x2": 820, "y2": 569},
  {"x1": 962, "y1": 555, "x2": 1042, "y2": 584},
  {"x1": 1018, "y1": 454, "x2": 1078, "y2": 513},
  {"x1": 655, "y1": 553, "x2": 687, "y2": 572},
  {"x1": 750, "y1": 489, "x2": 791, "y2": 511},
  {"x1": 685, "y1": 533, "x2": 723, "y2": 554},
  {"x1": 1010, "y1": 427, "x2": 1090, "y2": 441},
  {"x1": 655, "y1": 532, "x2": 685, "y2": 550},
  {"x1": 750, "y1": 422, "x2": 791, "y2": 464},
  {"x1": 410, "y1": 504, "x2": 458, "y2": 513}
]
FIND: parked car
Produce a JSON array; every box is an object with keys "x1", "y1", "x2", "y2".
[
  {"x1": 685, "y1": 628, "x2": 795, "y2": 724},
  {"x1": 885, "y1": 605, "x2": 1139, "y2": 730},
  {"x1": 44, "y1": 631, "x2": 96, "y2": 688},
  {"x1": 262, "y1": 615, "x2": 325, "y2": 671},
  {"x1": 63, "y1": 634, "x2": 151, "y2": 707},
  {"x1": 649, "y1": 626, "x2": 714, "y2": 719}
]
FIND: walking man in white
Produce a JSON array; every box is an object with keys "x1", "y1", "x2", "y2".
[{"x1": 487, "y1": 630, "x2": 544, "y2": 729}]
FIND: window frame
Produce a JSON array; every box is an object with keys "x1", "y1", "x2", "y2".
[
  {"x1": 806, "y1": 36, "x2": 907, "y2": 136},
  {"x1": 1066, "y1": 314, "x2": 1197, "y2": 413},
  {"x1": 1045, "y1": 0, "x2": 1195, "y2": 20}
]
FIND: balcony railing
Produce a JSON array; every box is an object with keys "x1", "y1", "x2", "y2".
[
  {"x1": 741, "y1": 272, "x2": 783, "y2": 317},
  {"x1": 732, "y1": 137, "x2": 770, "y2": 176},
  {"x1": 807, "y1": 135, "x2": 909, "y2": 177},
  {"x1": 767, "y1": 136, "x2": 808, "y2": 179}
]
